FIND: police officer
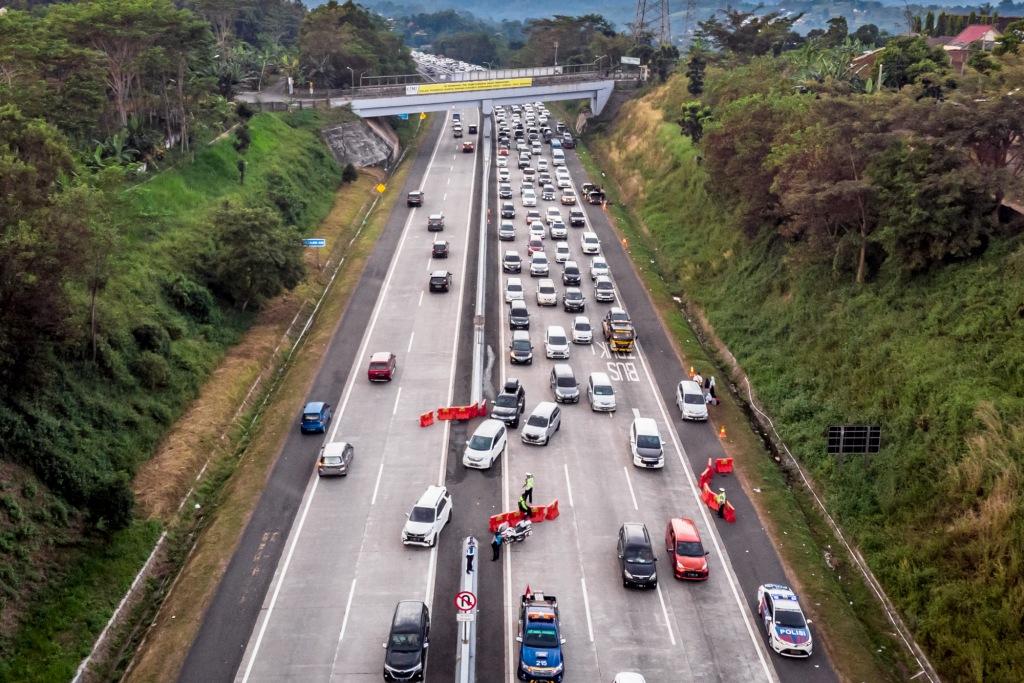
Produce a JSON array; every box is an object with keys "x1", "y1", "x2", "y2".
[
  {"x1": 466, "y1": 537, "x2": 476, "y2": 573},
  {"x1": 523, "y1": 472, "x2": 535, "y2": 504},
  {"x1": 716, "y1": 488, "x2": 727, "y2": 519},
  {"x1": 491, "y1": 528, "x2": 503, "y2": 561},
  {"x1": 518, "y1": 494, "x2": 531, "y2": 519}
]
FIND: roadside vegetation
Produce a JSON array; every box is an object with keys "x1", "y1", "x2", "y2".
[
  {"x1": 0, "y1": 0, "x2": 409, "y2": 676},
  {"x1": 583, "y1": 12, "x2": 1024, "y2": 682}
]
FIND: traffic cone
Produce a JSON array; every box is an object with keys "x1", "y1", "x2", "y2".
[{"x1": 719, "y1": 425, "x2": 727, "y2": 439}]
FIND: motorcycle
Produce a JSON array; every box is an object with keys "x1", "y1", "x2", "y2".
[{"x1": 499, "y1": 518, "x2": 533, "y2": 544}]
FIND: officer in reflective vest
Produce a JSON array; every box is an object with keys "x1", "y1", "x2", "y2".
[
  {"x1": 523, "y1": 472, "x2": 535, "y2": 504},
  {"x1": 716, "y1": 488, "x2": 727, "y2": 518}
]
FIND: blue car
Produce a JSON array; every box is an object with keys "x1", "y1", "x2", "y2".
[
  {"x1": 517, "y1": 592, "x2": 564, "y2": 681},
  {"x1": 300, "y1": 401, "x2": 332, "y2": 433}
]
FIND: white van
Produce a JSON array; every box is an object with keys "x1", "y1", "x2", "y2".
[
  {"x1": 552, "y1": 149, "x2": 566, "y2": 166},
  {"x1": 629, "y1": 417, "x2": 664, "y2": 469},
  {"x1": 587, "y1": 372, "x2": 616, "y2": 412},
  {"x1": 676, "y1": 380, "x2": 709, "y2": 421}
]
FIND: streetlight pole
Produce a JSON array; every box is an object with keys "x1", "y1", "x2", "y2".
[
  {"x1": 554, "y1": 40, "x2": 559, "y2": 66},
  {"x1": 345, "y1": 65, "x2": 354, "y2": 89}
]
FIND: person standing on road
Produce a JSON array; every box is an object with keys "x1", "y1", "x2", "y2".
[
  {"x1": 693, "y1": 371, "x2": 704, "y2": 390},
  {"x1": 491, "y1": 529, "x2": 503, "y2": 561},
  {"x1": 466, "y1": 537, "x2": 476, "y2": 573},
  {"x1": 708, "y1": 376, "x2": 718, "y2": 405},
  {"x1": 518, "y1": 494, "x2": 531, "y2": 520},
  {"x1": 523, "y1": 472, "x2": 535, "y2": 504},
  {"x1": 716, "y1": 488, "x2": 727, "y2": 518}
]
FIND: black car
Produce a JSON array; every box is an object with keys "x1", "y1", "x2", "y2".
[
  {"x1": 431, "y1": 240, "x2": 449, "y2": 258},
  {"x1": 491, "y1": 378, "x2": 527, "y2": 428},
  {"x1": 562, "y1": 261, "x2": 582, "y2": 286},
  {"x1": 468, "y1": 124, "x2": 478, "y2": 134},
  {"x1": 383, "y1": 600, "x2": 430, "y2": 681},
  {"x1": 508, "y1": 300, "x2": 530, "y2": 330},
  {"x1": 499, "y1": 183, "x2": 513, "y2": 200},
  {"x1": 407, "y1": 191, "x2": 424, "y2": 207},
  {"x1": 429, "y1": 270, "x2": 452, "y2": 292},
  {"x1": 562, "y1": 287, "x2": 585, "y2": 312},
  {"x1": 569, "y1": 209, "x2": 586, "y2": 227},
  {"x1": 502, "y1": 251, "x2": 522, "y2": 274},
  {"x1": 618, "y1": 523, "x2": 658, "y2": 589},
  {"x1": 500, "y1": 202, "x2": 516, "y2": 219}
]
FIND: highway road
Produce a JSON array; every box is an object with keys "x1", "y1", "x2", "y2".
[
  {"x1": 233, "y1": 109, "x2": 478, "y2": 681},
  {"x1": 182, "y1": 101, "x2": 838, "y2": 683}
]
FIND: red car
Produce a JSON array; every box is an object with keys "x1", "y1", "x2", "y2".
[
  {"x1": 462, "y1": 141, "x2": 475, "y2": 153},
  {"x1": 368, "y1": 351, "x2": 397, "y2": 382},
  {"x1": 666, "y1": 518, "x2": 709, "y2": 580},
  {"x1": 527, "y1": 238, "x2": 544, "y2": 254}
]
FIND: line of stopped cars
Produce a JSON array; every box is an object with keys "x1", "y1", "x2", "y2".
[{"x1": 293, "y1": 102, "x2": 811, "y2": 682}]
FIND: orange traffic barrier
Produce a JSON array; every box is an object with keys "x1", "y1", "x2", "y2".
[
  {"x1": 545, "y1": 498, "x2": 560, "y2": 520},
  {"x1": 715, "y1": 457, "x2": 733, "y2": 474},
  {"x1": 698, "y1": 465, "x2": 713, "y2": 491},
  {"x1": 454, "y1": 405, "x2": 474, "y2": 421},
  {"x1": 419, "y1": 411, "x2": 434, "y2": 428},
  {"x1": 718, "y1": 425, "x2": 727, "y2": 439},
  {"x1": 701, "y1": 483, "x2": 717, "y2": 509},
  {"x1": 477, "y1": 399, "x2": 487, "y2": 415},
  {"x1": 723, "y1": 502, "x2": 737, "y2": 523},
  {"x1": 489, "y1": 511, "x2": 519, "y2": 533},
  {"x1": 436, "y1": 407, "x2": 453, "y2": 421},
  {"x1": 529, "y1": 505, "x2": 546, "y2": 523}
]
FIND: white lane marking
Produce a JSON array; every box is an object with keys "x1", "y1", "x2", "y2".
[
  {"x1": 418, "y1": 290, "x2": 424, "y2": 307},
  {"x1": 622, "y1": 466, "x2": 639, "y2": 510},
  {"x1": 563, "y1": 464, "x2": 574, "y2": 507},
  {"x1": 447, "y1": 176, "x2": 452, "y2": 185},
  {"x1": 443, "y1": 192, "x2": 447, "y2": 201},
  {"x1": 580, "y1": 577, "x2": 595, "y2": 643},
  {"x1": 633, "y1": 340, "x2": 775, "y2": 680},
  {"x1": 655, "y1": 583, "x2": 678, "y2": 646},
  {"x1": 407, "y1": 332, "x2": 415, "y2": 353},
  {"x1": 370, "y1": 461, "x2": 385, "y2": 505},
  {"x1": 632, "y1": 407, "x2": 640, "y2": 418},
  {"x1": 392, "y1": 387, "x2": 402, "y2": 416},
  {"x1": 240, "y1": 476, "x2": 320, "y2": 682},
  {"x1": 241, "y1": 111, "x2": 450, "y2": 682},
  {"x1": 329, "y1": 578, "x2": 358, "y2": 670}
]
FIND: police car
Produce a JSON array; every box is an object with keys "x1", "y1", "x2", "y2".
[
  {"x1": 756, "y1": 583, "x2": 813, "y2": 657},
  {"x1": 517, "y1": 592, "x2": 564, "y2": 681}
]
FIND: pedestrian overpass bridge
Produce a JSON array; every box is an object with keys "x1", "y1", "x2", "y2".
[{"x1": 237, "y1": 62, "x2": 635, "y2": 120}]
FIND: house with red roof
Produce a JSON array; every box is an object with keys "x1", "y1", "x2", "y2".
[{"x1": 942, "y1": 24, "x2": 1003, "y2": 73}]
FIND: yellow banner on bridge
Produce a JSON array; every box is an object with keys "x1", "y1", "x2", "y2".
[{"x1": 406, "y1": 77, "x2": 533, "y2": 95}]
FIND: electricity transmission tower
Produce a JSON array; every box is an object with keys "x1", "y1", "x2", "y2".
[
  {"x1": 681, "y1": 0, "x2": 697, "y2": 42},
  {"x1": 633, "y1": 0, "x2": 672, "y2": 46}
]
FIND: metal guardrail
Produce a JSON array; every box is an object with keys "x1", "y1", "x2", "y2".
[{"x1": 455, "y1": 537, "x2": 478, "y2": 683}]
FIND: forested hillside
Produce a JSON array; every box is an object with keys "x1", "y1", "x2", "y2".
[
  {"x1": 0, "y1": 0, "x2": 411, "y2": 673},
  {"x1": 587, "y1": 13, "x2": 1023, "y2": 681}
]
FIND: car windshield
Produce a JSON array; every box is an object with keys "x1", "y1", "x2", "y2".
[
  {"x1": 526, "y1": 415, "x2": 548, "y2": 427},
  {"x1": 566, "y1": 267, "x2": 579, "y2": 274},
  {"x1": 508, "y1": 283, "x2": 522, "y2": 291},
  {"x1": 506, "y1": 255, "x2": 520, "y2": 263},
  {"x1": 303, "y1": 413, "x2": 320, "y2": 421},
  {"x1": 540, "y1": 287, "x2": 554, "y2": 294},
  {"x1": 389, "y1": 632, "x2": 422, "y2": 652},
  {"x1": 370, "y1": 362, "x2": 388, "y2": 369},
  {"x1": 556, "y1": 377, "x2": 575, "y2": 388},
  {"x1": 548, "y1": 336, "x2": 566, "y2": 345},
  {"x1": 495, "y1": 395, "x2": 518, "y2": 408},
  {"x1": 322, "y1": 455, "x2": 343, "y2": 465},
  {"x1": 567, "y1": 292, "x2": 581, "y2": 300},
  {"x1": 468, "y1": 434, "x2": 493, "y2": 450},
  {"x1": 432, "y1": 276, "x2": 447, "y2": 283},
  {"x1": 774, "y1": 608, "x2": 807, "y2": 629},
  {"x1": 523, "y1": 624, "x2": 558, "y2": 648},
  {"x1": 676, "y1": 541, "x2": 705, "y2": 557},
  {"x1": 625, "y1": 546, "x2": 655, "y2": 563},
  {"x1": 575, "y1": 322, "x2": 590, "y2": 331},
  {"x1": 593, "y1": 385, "x2": 612, "y2": 395},
  {"x1": 684, "y1": 393, "x2": 705, "y2": 405},
  {"x1": 410, "y1": 506, "x2": 435, "y2": 523},
  {"x1": 512, "y1": 340, "x2": 531, "y2": 351},
  {"x1": 636, "y1": 435, "x2": 661, "y2": 450}
]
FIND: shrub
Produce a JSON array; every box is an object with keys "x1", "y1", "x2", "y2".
[
  {"x1": 132, "y1": 323, "x2": 170, "y2": 355},
  {"x1": 342, "y1": 163, "x2": 359, "y2": 183},
  {"x1": 164, "y1": 275, "x2": 214, "y2": 322},
  {"x1": 234, "y1": 123, "x2": 251, "y2": 153},
  {"x1": 87, "y1": 471, "x2": 134, "y2": 531},
  {"x1": 130, "y1": 352, "x2": 171, "y2": 389},
  {"x1": 0, "y1": 495, "x2": 23, "y2": 523},
  {"x1": 264, "y1": 169, "x2": 309, "y2": 225}
]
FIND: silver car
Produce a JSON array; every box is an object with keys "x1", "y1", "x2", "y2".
[{"x1": 317, "y1": 441, "x2": 354, "y2": 477}]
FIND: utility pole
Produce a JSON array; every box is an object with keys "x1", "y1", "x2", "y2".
[{"x1": 554, "y1": 40, "x2": 559, "y2": 66}]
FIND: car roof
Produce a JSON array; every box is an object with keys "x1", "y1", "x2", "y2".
[
  {"x1": 415, "y1": 485, "x2": 446, "y2": 506},
  {"x1": 538, "y1": 278, "x2": 555, "y2": 286},
  {"x1": 370, "y1": 351, "x2": 392, "y2": 362},
  {"x1": 761, "y1": 583, "x2": 801, "y2": 606},
  {"x1": 530, "y1": 401, "x2": 558, "y2": 417},
  {"x1": 573, "y1": 315, "x2": 589, "y2": 325},
  {"x1": 430, "y1": 270, "x2": 449, "y2": 277},
  {"x1": 510, "y1": 299, "x2": 528, "y2": 310},
  {"x1": 589, "y1": 371, "x2": 612, "y2": 384},
  {"x1": 679, "y1": 380, "x2": 703, "y2": 394},
  {"x1": 392, "y1": 600, "x2": 426, "y2": 627},
  {"x1": 632, "y1": 417, "x2": 660, "y2": 435},
  {"x1": 609, "y1": 306, "x2": 628, "y2": 315},
  {"x1": 512, "y1": 330, "x2": 530, "y2": 340},
  {"x1": 473, "y1": 419, "x2": 505, "y2": 438},
  {"x1": 304, "y1": 401, "x2": 325, "y2": 412},
  {"x1": 322, "y1": 441, "x2": 350, "y2": 455},
  {"x1": 583, "y1": 230, "x2": 598, "y2": 238},
  {"x1": 546, "y1": 325, "x2": 566, "y2": 335},
  {"x1": 552, "y1": 363, "x2": 573, "y2": 376},
  {"x1": 429, "y1": 213, "x2": 443, "y2": 219},
  {"x1": 565, "y1": 287, "x2": 582, "y2": 294},
  {"x1": 621, "y1": 522, "x2": 650, "y2": 544},
  {"x1": 595, "y1": 275, "x2": 613, "y2": 284},
  {"x1": 503, "y1": 250, "x2": 520, "y2": 258},
  {"x1": 669, "y1": 517, "x2": 700, "y2": 541}
]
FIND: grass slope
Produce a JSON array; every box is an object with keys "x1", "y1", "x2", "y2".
[
  {"x1": 0, "y1": 110, "x2": 343, "y2": 682},
  {"x1": 591, "y1": 80, "x2": 1024, "y2": 681}
]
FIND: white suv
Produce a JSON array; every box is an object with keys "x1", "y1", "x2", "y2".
[
  {"x1": 505, "y1": 277, "x2": 525, "y2": 302},
  {"x1": 530, "y1": 253, "x2": 550, "y2": 277},
  {"x1": 676, "y1": 380, "x2": 709, "y2": 421},
  {"x1": 536, "y1": 279, "x2": 557, "y2": 306},
  {"x1": 545, "y1": 325, "x2": 570, "y2": 359},
  {"x1": 401, "y1": 486, "x2": 453, "y2": 547},
  {"x1": 581, "y1": 231, "x2": 600, "y2": 255},
  {"x1": 462, "y1": 419, "x2": 508, "y2": 469}
]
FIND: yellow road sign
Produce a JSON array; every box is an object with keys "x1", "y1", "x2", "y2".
[
  {"x1": 419, "y1": 112, "x2": 427, "y2": 120},
  {"x1": 405, "y1": 77, "x2": 532, "y2": 96},
  {"x1": 375, "y1": 183, "x2": 386, "y2": 193}
]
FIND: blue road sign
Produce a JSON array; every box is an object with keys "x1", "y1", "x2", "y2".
[
  {"x1": 398, "y1": 113, "x2": 410, "y2": 120},
  {"x1": 302, "y1": 238, "x2": 326, "y2": 248}
]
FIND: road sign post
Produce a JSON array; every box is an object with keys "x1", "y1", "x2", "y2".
[
  {"x1": 302, "y1": 238, "x2": 326, "y2": 269},
  {"x1": 455, "y1": 537, "x2": 477, "y2": 683}
]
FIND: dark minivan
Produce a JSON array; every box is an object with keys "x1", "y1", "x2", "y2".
[
  {"x1": 617, "y1": 523, "x2": 658, "y2": 589},
  {"x1": 383, "y1": 600, "x2": 430, "y2": 681}
]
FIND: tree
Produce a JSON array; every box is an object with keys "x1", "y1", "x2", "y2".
[
  {"x1": 677, "y1": 101, "x2": 712, "y2": 143},
  {"x1": 995, "y1": 19, "x2": 1024, "y2": 54},
  {"x1": 878, "y1": 36, "x2": 948, "y2": 89},
  {"x1": 0, "y1": 105, "x2": 87, "y2": 388},
  {"x1": 686, "y1": 48, "x2": 707, "y2": 95},
  {"x1": 967, "y1": 45, "x2": 1001, "y2": 74},
  {"x1": 515, "y1": 14, "x2": 617, "y2": 66},
  {"x1": 924, "y1": 11, "x2": 936, "y2": 35},
  {"x1": 207, "y1": 204, "x2": 305, "y2": 310},
  {"x1": 433, "y1": 32, "x2": 502, "y2": 66},
  {"x1": 852, "y1": 23, "x2": 883, "y2": 46},
  {"x1": 696, "y1": 8, "x2": 805, "y2": 58},
  {"x1": 821, "y1": 17, "x2": 849, "y2": 47},
  {"x1": 770, "y1": 98, "x2": 890, "y2": 283},
  {"x1": 871, "y1": 141, "x2": 998, "y2": 273}
]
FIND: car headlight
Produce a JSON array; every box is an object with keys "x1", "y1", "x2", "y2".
[{"x1": 623, "y1": 569, "x2": 634, "y2": 579}]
